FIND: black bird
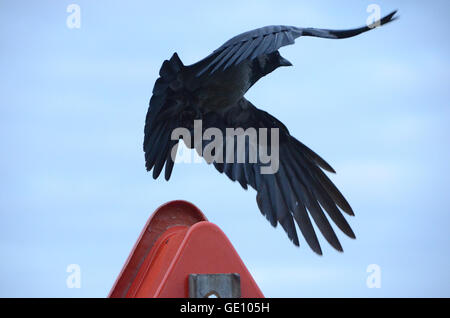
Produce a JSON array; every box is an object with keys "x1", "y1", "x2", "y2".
[{"x1": 144, "y1": 11, "x2": 398, "y2": 254}]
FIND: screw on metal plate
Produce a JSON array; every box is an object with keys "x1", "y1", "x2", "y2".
[{"x1": 188, "y1": 273, "x2": 241, "y2": 298}]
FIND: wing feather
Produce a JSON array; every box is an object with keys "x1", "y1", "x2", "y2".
[
  {"x1": 196, "y1": 98, "x2": 354, "y2": 253},
  {"x1": 196, "y1": 11, "x2": 397, "y2": 76}
]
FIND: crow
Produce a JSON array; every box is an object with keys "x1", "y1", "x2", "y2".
[{"x1": 143, "y1": 11, "x2": 398, "y2": 255}]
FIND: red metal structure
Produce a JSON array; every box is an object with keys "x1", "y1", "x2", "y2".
[{"x1": 109, "y1": 200, "x2": 264, "y2": 298}]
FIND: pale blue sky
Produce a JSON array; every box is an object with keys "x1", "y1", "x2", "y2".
[{"x1": 1, "y1": 0, "x2": 449, "y2": 297}]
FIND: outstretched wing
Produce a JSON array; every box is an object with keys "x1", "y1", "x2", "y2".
[
  {"x1": 196, "y1": 98, "x2": 355, "y2": 255},
  {"x1": 197, "y1": 10, "x2": 397, "y2": 76}
]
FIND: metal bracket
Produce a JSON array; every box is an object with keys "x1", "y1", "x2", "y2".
[{"x1": 189, "y1": 273, "x2": 241, "y2": 298}]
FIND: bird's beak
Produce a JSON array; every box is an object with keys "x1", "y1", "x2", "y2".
[{"x1": 279, "y1": 56, "x2": 293, "y2": 67}]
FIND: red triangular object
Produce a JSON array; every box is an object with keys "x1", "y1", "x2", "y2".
[{"x1": 109, "y1": 200, "x2": 264, "y2": 298}]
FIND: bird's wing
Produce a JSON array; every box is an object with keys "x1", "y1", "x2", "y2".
[
  {"x1": 197, "y1": 98, "x2": 355, "y2": 255},
  {"x1": 197, "y1": 10, "x2": 397, "y2": 76},
  {"x1": 144, "y1": 52, "x2": 193, "y2": 181}
]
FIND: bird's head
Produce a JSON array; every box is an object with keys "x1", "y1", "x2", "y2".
[{"x1": 257, "y1": 51, "x2": 292, "y2": 76}]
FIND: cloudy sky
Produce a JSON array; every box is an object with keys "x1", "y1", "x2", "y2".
[{"x1": 1, "y1": 0, "x2": 449, "y2": 297}]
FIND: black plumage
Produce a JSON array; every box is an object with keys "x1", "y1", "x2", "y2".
[{"x1": 143, "y1": 11, "x2": 398, "y2": 254}]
